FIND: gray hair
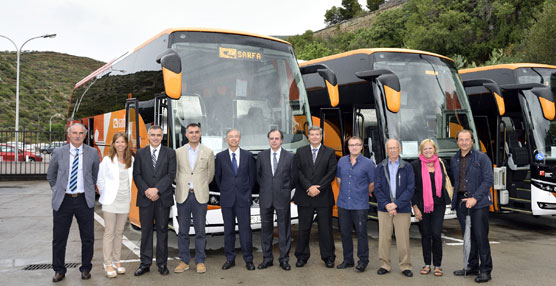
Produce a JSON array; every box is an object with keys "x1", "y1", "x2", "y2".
[
  {"x1": 385, "y1": 138, "x2": 401, "y2": 150},
  {"x1": 67, "y1": 122, "x2": 88, "y2": 135},
  {"x1": 308, "y1": 125, "x2": 323, "y2": 135},
  {"x1": 148, "y1": 125, "x2": 162, "y2": 134},
  {"x1": 226, "y1": 128, "x2": 241, "y2": 137}
]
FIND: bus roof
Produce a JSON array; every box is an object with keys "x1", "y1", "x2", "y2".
[
  {"x1": 299, "y1": 48, "x2": 454, "y2": 66},
  {"x1": 460, "y1": 63, "x2": 556, "y2": 74},
  {"x1": 134, "y1": 27, "x2": 291, "y2": 53}
]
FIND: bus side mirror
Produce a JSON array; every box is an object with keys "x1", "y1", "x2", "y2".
[
  {"x1": 463, "y1": 79, "x2": 505, "y2": 116},
  {"x1": 156, "y1": 49, "x2": 182, "y2": 100},
  {"x1": 532, "y1": 87, "x2": 555, "y2": 120},
  {"x1": 301, "y1": 64, "x2": 339, "y2": 107},
  {"x1": 356, "y1": 69, "x2": 401, "y2": 113}
]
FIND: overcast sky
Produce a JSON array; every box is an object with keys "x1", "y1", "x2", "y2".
[{"x1": 0, "y1": 0, "x2": 368, "y2": 62}]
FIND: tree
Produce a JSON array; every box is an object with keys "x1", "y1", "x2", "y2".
[
  {"x1": 324, "y1": 6, "x2": 343, "y2": 26},
  {"x1": 324, "y1": 0, "x2": 365, "y2": 26},
  {"x1": 367, "y1": 0, "x2": 385, "y2": 12},
  {"x1": 519, "y1": 0, "x2": 556, "y2": 65}
]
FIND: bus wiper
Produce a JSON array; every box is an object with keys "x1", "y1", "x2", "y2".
[{"x1": 531, "y1": 68, "x2": 545, "y2": 85}]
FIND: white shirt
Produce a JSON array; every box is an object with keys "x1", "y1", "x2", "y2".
[
  {"x1": 66, "y1": 144, "x2": 84, "y2": 194},
  {"x1": 270, "y1": 147, "x2": 282, "y2": 172},
  {"x1": 228, "y1": 148, "x2": 240, "y2": 168},
  {"x1": 150, "y1": 145, "x2": 160, "y2": 161},
  {"x1": 188, "y1": 144, "x2": 199, "y2": 189},
  {"x1": 310, "y1": 144, "x2": 321, "y2": 159}
]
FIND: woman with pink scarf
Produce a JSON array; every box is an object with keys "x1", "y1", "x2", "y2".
[{"x1": 410, "y1": 139, "x2": 452, "y2": 277}]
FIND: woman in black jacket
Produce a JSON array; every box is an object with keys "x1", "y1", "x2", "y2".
[{"x1": 411, "y1": 139, "x2": 452, "y2": 276}]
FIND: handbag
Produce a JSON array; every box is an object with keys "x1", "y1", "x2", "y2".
[{"x1": 439, "y1": 159, "x2": 454, "y2": 201}]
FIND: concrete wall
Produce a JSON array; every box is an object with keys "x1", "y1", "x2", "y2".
[{"x1": 313, "y1": 0, "x2": 407, "y2": 39}]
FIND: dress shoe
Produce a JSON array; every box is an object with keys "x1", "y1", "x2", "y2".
[
  {"x1": 280, "y1": 261, "x2": 291, "y2": 271},
  {"x1": 246, "y1": 261, "x2": 256, "y2": 271},
  {"x1": 336, "y1": 261, "x2": 354, "y2": 269},
  {"x1": 81, "y1": 270, "x2": 91, "y2": 280},
  {"x1": 402, "y1": 270, "x2": 413, "y2": 277},
  {"x1": 355, "y1": 263, "x2": 367, "y2": 272},
  {"x1": 475, "y1": 272, "x2": 492, "y2": 283},
  {"x1": 324, "y1": 258, "x2": 334, "y2": 268},
  {"x1": 257, "y1": 261, "x2": 273, "y2": 269},
  {"x1": 222, "y1": 260, "x2": 235, "y2": 270},
  {"x1": 377, "y1": 267, "x2": 390, "y2": 275},
  {"x1": 454, "y1": 268, "x2": 480, "y2": 276},
  {"x1": 295, "y1": 260, "x2": 307, "y2": 267},
  {"x1": 134, "y1": 266, "x2": 150, "y2": 276},
  {"x1": 158, "y1": 266, "x2": 169, "y2": 275},
  {"x1": 52, "y1": 272, "x2": 65, "y2": 282}
]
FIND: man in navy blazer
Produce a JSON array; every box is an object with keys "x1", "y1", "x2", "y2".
[
  {"x1": 256, "y1": 129, "x2": 297, "y2": 271},
  {"x1": 214, "y1": 129, "x2": 257, "y2": 271},
  {"x1": 47, "y1": 123, "x2": 99, "y2": 282},
  {"x1": 132, "y1": 125, "x2": 177, "y2": 276},
  {"x1": 293, "y1": 126, "x2": 337, "y2": 268}
]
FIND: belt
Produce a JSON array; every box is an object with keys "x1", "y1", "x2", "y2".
[
  {"x1": 65, "y1": 192, "x2": 84, "y2": 198},
  {"x1": 189, "y1": 188, "x2": 194, "y2": 193}
]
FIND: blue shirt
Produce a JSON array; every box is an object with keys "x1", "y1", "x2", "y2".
[
  {"x1": 336, "y1": 154, "x2": 376, "y2": 210},
  {"x1": 388, "y1": 159, "x2": 400, "y2": 199}
]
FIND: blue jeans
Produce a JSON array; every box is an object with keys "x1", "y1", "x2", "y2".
[
  {"x1": 338, "y1": 207, "x2": 369, "y2": 265},
  {"x1": 177, "y1": 194, "x2": 207, "y2": 264}
]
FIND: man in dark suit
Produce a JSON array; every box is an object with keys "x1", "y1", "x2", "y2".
[
  {"x1": 215, "y1": 129, "x2": 256, "y2": 271},
  {"x1": 47, "y1": 123, "x2": 99, "y2": 282},
  {"x1": 256, "y1": 129, "x2": 297, "y2": 271},
  {"x1": 133, "y1": 125, "x2": 177, "y2": 276},
  {"x1": 293, "y1": 126, "x2": 337, "y2": 268}
]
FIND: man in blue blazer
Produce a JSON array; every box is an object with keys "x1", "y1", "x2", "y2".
[
  {"x1": 214, "y1": 129, "x2": 256, "y2": 271},
  {"x1": 133, "y1": 125, "x2": 177, "y2": 276},
  {"x1": 47, "y1": 123, "x2": 99, "y2": 282}
]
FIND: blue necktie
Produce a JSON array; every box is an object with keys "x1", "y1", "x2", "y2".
[
  {"x1": 232, "y1": 153, "x2": 238, "y2": 176},
  {"x1": 69, "y1": 148, "x2": 79, "y2": 192},
  {"x1": 272, "y1": 152, "x2": 278, "y2": 175}
]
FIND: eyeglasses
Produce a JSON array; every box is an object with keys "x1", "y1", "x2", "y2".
[{"x1": 348, "y1": 144, "x2": 362, "y2": 147}]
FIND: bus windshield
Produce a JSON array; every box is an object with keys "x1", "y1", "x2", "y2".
[
  {"x1": 517, "y1": 68, "x2": 556, "y2": 160},
  {"x1": 168, "y1": 32, "x2": 310, "y2": 154},
  {"x1": 372, "y1": 52, "x2": 476, "y2": 159}
]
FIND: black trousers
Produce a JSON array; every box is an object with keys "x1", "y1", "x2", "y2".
[
  {"x1": 139, "y1": 201, "x2": 170, "y2": 268},
  {"x1": 52, "y1": 195, "x2": 94, "y2": 274},
  {"x1": 456, "y1": 198, "x2": 493, "y2": 274},
  {"x1": 338, "y1": 207, "x2": 369, "y2": 265},
  {"x1": 295, "y1": 206, "x2": 335, "y2": 262},
  {"x1": 260, "y1": 205, "x2": 291, "y2": 263},
  {"x1": 418, "y1": 203, "x2": 445, "y2": 267}
]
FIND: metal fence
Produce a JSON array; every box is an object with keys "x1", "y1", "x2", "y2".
[{"x1": 0, "y1": 130, "x2": 66, "y2": 180}]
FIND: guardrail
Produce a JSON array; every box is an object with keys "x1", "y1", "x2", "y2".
[{"x1": 0, "y1": 130, "x2": 66, "y2": 180}]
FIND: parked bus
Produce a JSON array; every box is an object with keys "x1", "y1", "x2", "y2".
[
  {"x1": 67, "y1": 28, "x2": 337, "y2": 233},
  {"x1": 300, "y1": 48, "x2": 480, "y2": 220},
  {"x1": 460, "y1": 63, "x2": 556, "y2": 215}
]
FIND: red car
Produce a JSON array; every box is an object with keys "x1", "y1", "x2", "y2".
[{"x1": 0, "y1": 144, "x2": 43, "y2": 162}]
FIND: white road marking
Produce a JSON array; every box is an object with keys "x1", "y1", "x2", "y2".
[
  {"x1": 443, "y1": 234, "x2": 500, "y2": 246},
  {"x1": 94, "y1": 212, "x2": 141, "y2": 258}
]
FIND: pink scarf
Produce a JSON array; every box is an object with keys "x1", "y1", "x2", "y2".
[{"x1": 419, "y1": 154, "x2": 442, "y2": 213}]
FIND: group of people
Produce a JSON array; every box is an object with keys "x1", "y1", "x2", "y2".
[{"x1": 46, "y1": 122, "x2": 494, "y2": 284}]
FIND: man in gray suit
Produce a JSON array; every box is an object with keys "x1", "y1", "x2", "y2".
[
  {"x1": 256, "y1": 129, "x2": 297, "y2": 271},
  {"x1": 47, "y1": 123, "x2": 100, "y2": 282}
]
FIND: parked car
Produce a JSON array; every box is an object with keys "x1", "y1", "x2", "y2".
[
  {"x1": 40, "y1": 141, "x2": 65, "y2": 154},
  {"x1": 0, "y1": 144, "x2": 43, "y2": 162}
]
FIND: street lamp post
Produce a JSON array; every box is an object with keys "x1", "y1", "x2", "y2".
[
  {"x1": 49, "y1": 113, "x2": 64, "y2": 143},
  {"x1": 0, "y1": 33, "x2": 56, "y2": 164}
]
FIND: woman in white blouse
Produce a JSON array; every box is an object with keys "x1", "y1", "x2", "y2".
[{"x1": 97, "y1": 132, "x2": 134, "y2": 278}]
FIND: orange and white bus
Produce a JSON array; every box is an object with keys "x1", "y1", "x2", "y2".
[
  {"x1": 67, "y1": 28, "x2": 337, "y2": 233},
  {"x1": 300, "y1": 48, "x2": 481, "y2": 221}
]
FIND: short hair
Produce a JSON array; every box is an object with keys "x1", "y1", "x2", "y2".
[
  {"x1": 419, "y1": 139, "x2": 438, "y2": 155},
  {"x1": 385, "y1": 138, "x2": 401, "y2": 150},
  {"x1": 347, "y1": 136, "x2": 363, "y2": 145},
  {"x1": 67, "y1": 122, "x2": 88, "y2": 135},
  {"x1": 148, "y1": 125, "x2": 162, "y2": 134},
  {"x1": 186, "y1": 123, "x2": 201, "y2": 131},
  {"x1": 226, "y1": 128, "x2": 241, "y2": 137},
  {"x1": 267, "y1": 129, "x2": 283, "y2": 139},
  {"x1": 308, "y1": 125, "x2": 323, "y2": 135},
  {"x1": 456, "y1": 129, "x2": 474, "y2": 142}
]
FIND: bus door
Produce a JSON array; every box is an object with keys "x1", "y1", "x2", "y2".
[
  {"x1": 87, "y1": 117, "x2": 94, "y2": 147},
  {"x1": 154, "y1": 94, "x2": 171, "y2": 147},
  {"x1": 353, "y1": 106, "x2": 381, "y2": 162},
  {"x1": 125, "y1": 98, "x2": 140, "y2": 152}
]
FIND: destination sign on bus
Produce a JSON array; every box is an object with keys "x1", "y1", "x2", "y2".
[{"x1": 219, "y1": 46, "x2": 263, "y2": 61}]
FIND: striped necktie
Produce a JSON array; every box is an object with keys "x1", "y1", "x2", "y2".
[
  {"x1": 272, "y1": 152, "x2": 278, "y2": 175},
  {"x1": 69, "y1": 148, "x2": 79, "y2": 192},
  {"x1": 152, "y1": 149, "x2": 157, "y2": 168}
]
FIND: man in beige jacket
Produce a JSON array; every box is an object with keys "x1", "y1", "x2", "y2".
[{"x1": 174, "y1": 123, "x2": 215, "y2": 274}]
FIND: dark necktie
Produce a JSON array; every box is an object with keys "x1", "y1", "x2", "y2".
[
  {"x1": 69, "y1": 148, "x2": 79, "y2": 192},
  {"x1": 272, "y1": 152, "x2": 278, "y2": 175},
  {"x1": 312, "y1": 148, "x2": 318, "y2": 164},
  {"x1": 152, "y1": 149, "x2": 157, "y2": 168},
  {"x1": 232, "y1": 152, "x2": 238, "y2": 175}
]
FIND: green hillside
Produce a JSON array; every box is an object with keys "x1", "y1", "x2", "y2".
[{"x1": 0, "y1": 51, "x2": 104, "y2": 131}]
